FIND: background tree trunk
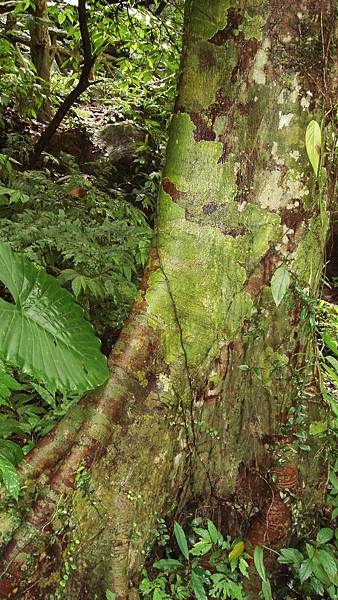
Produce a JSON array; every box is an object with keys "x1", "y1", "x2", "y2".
[
  {"x1": 0, "y1": 0, "x2": 335, "y2": 598},
  {"x1": 30, "y1": 0, "x2": 51, "y2": 121},
  {"x1": 30, "y1": 0, "x2": 96, "y2": 165}
]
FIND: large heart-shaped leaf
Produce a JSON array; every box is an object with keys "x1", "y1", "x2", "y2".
[{"x1": 0, "y1": 242, "x2": 108, "y2": 394}]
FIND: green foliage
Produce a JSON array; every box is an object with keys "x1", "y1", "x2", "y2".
[
  {"x1": 0, "y1": 37, "x2": 45, "y2": 123},
  {"x1": 0, "y1": 170, "x2": 152, "y2": 334},
  {"x1": 0, "y1": 0, "x2": 181, "y2": 507},
  {"x1": 253, "y1": 547, "x2": 272, "y2": 600},
  {"x1": 0, "y1": 359, "x2": 82, "y2": 498},
  {"x1": 0, "y1": 241, "x2": 108, "y2": 394},
  {"x1": 0, "y1": 239, "x2": 109, "y2": 498},
  {"x1": 277, "y1": 529, "x2": 338, "y2": 598},
  {"x1": 140, "y1": 519, "x2": 249, "y2": 599},
  {"x1": 269, "y1": 293, "x2": 338, "y2": 599}
]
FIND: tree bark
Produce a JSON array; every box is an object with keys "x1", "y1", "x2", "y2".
[
  {"x1": 0, "y1": 0, "x2": 335, "y2": 598},
  {"x1": 30, "y1": 0, "x2": 51, "y2": 122}
]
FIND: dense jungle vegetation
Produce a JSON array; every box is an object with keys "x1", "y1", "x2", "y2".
[
  {"x1": 0, "y1": 1, "x2": 336, "y2": 598},
  {"x1": 0, "y1": 0, "x2": 182, "y2": 463}
]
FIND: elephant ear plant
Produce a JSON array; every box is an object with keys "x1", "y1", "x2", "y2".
[{"x1": 0, "y1": 241, "x2": 109, "y2": 497}]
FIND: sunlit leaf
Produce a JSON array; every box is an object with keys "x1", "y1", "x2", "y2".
[
  {"x1": 228, "y1": 541, "x2": 245, "y2": 562},
  {"x1": 271, "y1": 266, "x2": 291, "y2": 307},
  {"x1": 305, "y1": 120, "x2": 321, "y2": 176}
]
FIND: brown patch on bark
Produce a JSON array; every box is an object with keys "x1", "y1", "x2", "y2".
[
  {"x1": 280, "y1": 203, "x2": 309, "y2": 231},
  {"x1": 245, "y1": 248, "x2": 279, "y2": 299},
  {"x1": 231, "y1": 39, "x2": 259, "y2": 83},
  {"x1": 245, "y1": 461, "x2": 297, "y2": 556},
  {"x1": 208, "y1": 9, "x2": 242, "y2": 46},
  {"x1": 207, "y1": 92, "x2": 231, "y2": 119},
  {"x1": 202, "y1": 345, "x2": 232, "y2": 404},
  {"x1": 199, "y1": 45, "x2": 217, "y2": 69},
  {"x1": 162, "y1": 178, "x2": 186, "y2": 203},
  {"x1": 203, "y1": 202, "x2": 218, "y2": 214},
  {"x1": 222, "y1": 227, "x2": 246, "y2": 237},
  {"x1": 235, "y1": 149, "x2": 257, "y2": 203},
  {"x1": 237, "y1": 100, "x2": 256, "y2": 115},
  {"x1": 217, "y1": 137, "x2": 228, "y2": 164},
  {"x1": 190, "y1": 112, "x2": 216, "y2": 142}
]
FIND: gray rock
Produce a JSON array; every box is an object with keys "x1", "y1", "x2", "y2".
[{"x1": 94, "y1": 122, "x2": 145, "y2": 163}]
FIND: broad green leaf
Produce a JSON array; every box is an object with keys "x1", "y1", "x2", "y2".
[
  {"x1": 262, "y1": 579, "x2": 272, "y2": 600},
  {"x1": 312, "y1": 554, "x2": 331, "y2": 584},
  {"x1": 228, "y1": 541, "x2": 245, "y2": 562},
  {"x1": 271, "y1": 266, "x2": 291, "y2": 307},
  {"x1": 105, "y1": 592, "x2": 115, "y2": 600},
  {"x1": 190, "y1": 541, "x2": 212, "y2": 556},
  {"x1": 0, "y1": 440, "x2": 23, "y2": 464},
  {"x1": 316, "y1": 528, "x2": 334, "y2": 545},
  {"x1": 72, "y1": 275, "x2": 85, "y2": 298},
  {"x1": 305, "y1": 544, "x2": 315, "y2": 559},
  {"x1": 305, "y1": 120, "x2": 321, "y2": 176},
  {"x1": 326, "y1": 355, "x2": 338, "y2": 373},
  {"x1": 328, "y1": 585, "x2": 337, "y2": 599},
  {"x1": 299, "y1": 559, "x2": 313, "y2": 583},
  {"x1": 207, "y1": 520, "x2": 220, "y2": 544},
  {"x1": 153, "y1": 559, "x2": 183, "y2": 570},
  {"x1": 32, "y1": 383, "x2": 56, "y2": 408},
  {"x1": 254, "y1": 546, "x2": 266, "y2": 581},
  {"x1": 174, "y1": 521, "x2": 189, "y2": 561},
  {"x1": 0, "y1": 417, "x2": 30, "y2": 437},
  {"x1": 191, "y1": 571, "x2": 207, "y2": 600},
  {"x1": 318, "y1": 549, "x2": 337, "y2": 582},
  {"x1": 228, "y1": 580, "x2": 245, "y2": 599},
  {"x1": 278, "y1": 548, "x2": 303, "y2": 565},
  {"x1": 329, "y1": 470, "x2": 338, "y2": 492},
  {"x1": 239, "y1": 557, "x2": 249, "y2": 578},
  {"x1": 0, "y1": 242, "x2": 108, "y2": 394},
  {"x1": 322, "y1": 363, "x2": 338, "y2": 382},
  {"x1": 311, "y1": 576, "x2": 324, "y2": 596},
  {"x1": 193, "y1": 527, "x2": 211, "y2": 539},
  {"x1": 309, "y1": 421, "x2": 328, "y2": 436},
  {"x1": 322, "y1": 332, "x2": 338, "y2": 356},
  {"x1": 0, "y1": 451, "x2": 20, "y2": 500}
]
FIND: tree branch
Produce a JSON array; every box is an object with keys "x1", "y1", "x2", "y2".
[
  {"x1": 30, "y1": 0, "x2": 96, "y2": 166},
  {"x1": 78, "y1": 0, "x2": 93, "y2": 63}
]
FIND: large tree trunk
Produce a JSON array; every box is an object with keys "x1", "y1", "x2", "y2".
[{"x1": 0, "y1": 0, "x2": 335, "y2": 598}]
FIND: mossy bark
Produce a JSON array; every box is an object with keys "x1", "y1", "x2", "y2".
[
  {"x1": 30, "y1": 0, "x2": 51, "y2": 122},
  {"x1": 0, "y1": 1, "x2": 335, "y2": 598}
]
